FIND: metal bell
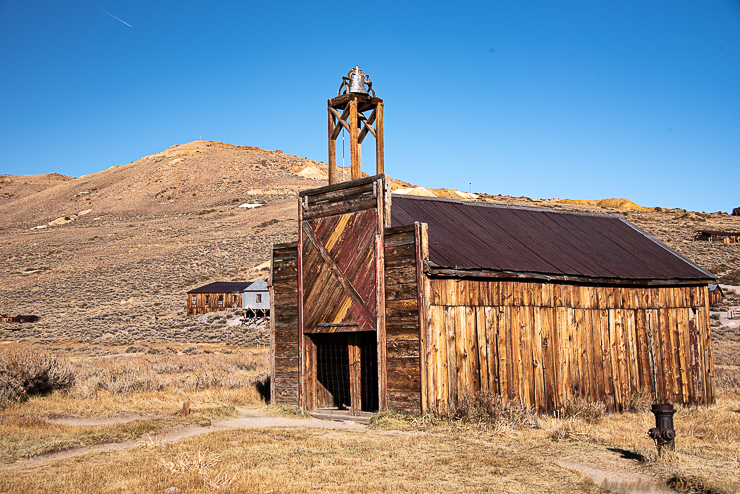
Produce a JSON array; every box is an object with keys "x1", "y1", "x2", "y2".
[{"x1": 348, "y1": 66, "x2": 370, "y2": 95}]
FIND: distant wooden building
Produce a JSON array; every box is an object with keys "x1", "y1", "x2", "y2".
[
  {"x1": 0, "y1": 314, "x2": 41, "y2": 323},
  {"x1": 270, "y1": 175, "x2": 716, "y2": 415},
  {"x1": 186, "y1": 281, "x2": 253, "y2": 316},
  {"x1": 695, "y1": 230, "x2": 740, "y2": 243},
  {"x1": 708, "y1": 284, "x2": 724, "y2": 306}
]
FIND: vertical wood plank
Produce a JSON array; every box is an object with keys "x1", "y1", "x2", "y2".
[
  {"x1": 431, "y1": 305, "x2": 448, "y2": 408},
  {"x1": 532, "y1": 307, "x2": 545, "y2": 411},
  {"x1": 476, "y1": 307, "x2": 489, "y2": 392},
  {"x1": 590, "y1": 309, "x2": 606, "y2": 403},
  {"x1": 624, "y1": 310, "x2": 639, "y2": 400},
  {"x1": 541, "y1": 307, "x2": 558, "y2": 411},
  {"x1": 485, "y1": 307, "x2": 500, "y2": 396},
  {"x1": 574, "y1": 308, "x2": 588, "y2": 399},
  {"x1": 599, "y1": 309, "x2": 616, "y2": 411},
  {"x1": 667, "y1": 308, "x2": 681, "y2": 403},
  {"x1": 445, "y1": 307, "x2": 458, "y2": 405},
  {"x1": 557, "y1": 307, "x2": 570, "y2": 407},
  {"x1": 348, "y1": 333, "x2": 361, "y2": 414},
  {"x1": 498, "y1": 306, "x2": 510, "y2": 401},
  {"x1": 677, "y1": 308, "x2": 690, "y2": 404}
]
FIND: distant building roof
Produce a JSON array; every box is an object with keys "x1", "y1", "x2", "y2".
[
  {"x1": 697, "y1": 230, "x2": 740, "y2": 236},
  {"x1": 187, "y1": 281, "x2": 254, "y2": 294},
  {"x1": 391, "y1": 195, "x2": 714, "y2": 282},
  {"x1": 244, "y1": 279, "x2": 268, "y2": 291}
]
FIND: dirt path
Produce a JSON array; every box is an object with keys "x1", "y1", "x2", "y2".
[
  {"x1": 0, "y1": 410, "x2": 366, "y2": 472},
  {"x1": 556, "y1": 460, "x2": 673, "y2": 493}
]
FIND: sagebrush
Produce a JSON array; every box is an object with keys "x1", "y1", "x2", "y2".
[{"x1": 0, "y1": 347, "x2": 75, "y2": 409}]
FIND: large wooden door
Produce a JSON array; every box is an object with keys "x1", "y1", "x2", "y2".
[{"x1": 298, "y1": 175, "x2": 390, "y2": 412}]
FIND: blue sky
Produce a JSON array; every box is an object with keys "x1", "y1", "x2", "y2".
[{"x1": 1, "y1": 1, "x2": 738, "y2": 212}]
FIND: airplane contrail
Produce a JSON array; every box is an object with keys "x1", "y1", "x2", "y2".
[{"x1": 92, "y1": 3, "x2": 133, "y2": 28}]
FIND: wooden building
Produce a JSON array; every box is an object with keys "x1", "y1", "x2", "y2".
[
  {"x1": 187, "y1": 281, "x2": 253, "y2": 316},
  {"x1": 0, "y1": 314, "x2": 41, "y2": 323},
  {"x1": 695, "y1": 230, "x2": 740, "y2": 243},
  {"x1": 269, "y1": 68, "x2": 715, "y2": 416},
  {"x1": 270, "y1": 175, "x2": 716, "y2": 414},
  {"x1": 708, "y1": 283, "x2": 724, "y2": 306}
]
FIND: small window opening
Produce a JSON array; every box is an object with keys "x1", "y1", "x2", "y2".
[
  {"x1": 205, "y1": 294, "x2": 210, "y2": 303},
  {"x1": 218, "y1": 294, "x2": 224, "y2": 306},
  {"x1": 191, "y1": 295, "x2": 196, "y2": 304},
  {"x1": 256, "y1": 294, "x2": 262, "y2": 304}
]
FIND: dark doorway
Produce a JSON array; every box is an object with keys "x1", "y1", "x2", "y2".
[{"x1": 312, "y1": 332, "x2": 378, "y2": 413}]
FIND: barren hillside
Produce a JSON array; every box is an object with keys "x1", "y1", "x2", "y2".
[{"x1": 1, "y1": 140, "x2": 739, "y2": 348}]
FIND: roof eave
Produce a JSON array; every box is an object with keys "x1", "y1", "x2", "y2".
[{"x1": 425, "y1": 264, "x2": 715, "y2": 287}]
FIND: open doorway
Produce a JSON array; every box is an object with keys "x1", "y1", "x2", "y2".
[{"x1": 310, "y1": 332, "x2": 378, "y2": 414}]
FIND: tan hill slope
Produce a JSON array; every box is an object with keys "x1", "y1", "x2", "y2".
[
  {"x1": 0, "y1": 139, "x2": 739, "y2": 348},
  {"x1": 0, "y1": 173, "x2": 74, "y2": 205},
  {"x1": 0, "y1": 141, "x2": 329, "y2": 230}
]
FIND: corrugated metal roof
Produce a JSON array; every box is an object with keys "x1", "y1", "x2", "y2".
[
  {"x1": 244, "y1": 279, "x2": 268, "y2": 291},
  {"x1": 187, "y1": 281, "x2": 254, "y2": 294},
  {"x1": 391, "y1": 195, "x2": 714, "y2": 282}
]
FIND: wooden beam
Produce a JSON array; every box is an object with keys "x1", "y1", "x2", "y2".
[
  {"x1": 330, "y1": 107, "x2": 351, "y2": 140},
  {"x1": 349, "y1": 333, "x2": 362, "y2": 415},
  {"x1": 358, "y1": 109, "x2": 377, "y2": 143},
  {"x1": 328, "y1": 107, "x2": 336, "y2": 185},
  {"x1": 375, "y1": 101, "x2": 384, "y2": 176},
  {"x1": 349, "y1": 99, "x2": 360, "y2": 180},
  {"x1": 299, "y1": 174, "x2": 385, "y2": 197}
]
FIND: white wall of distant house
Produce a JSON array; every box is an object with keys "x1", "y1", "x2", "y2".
[{"x1": 242, "y1": 290, "x2": 270, "y2": 310}]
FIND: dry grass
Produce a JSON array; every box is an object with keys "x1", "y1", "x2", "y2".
[
  {"x1": 1, "y1": 343, "x2": 739, "y2": 492},
  {"x1": 0, "y1": 345, "x2": 268, "y2": 463},
  {"x1": 0, "y1": 427, "x2": 606, "y2": 493}
]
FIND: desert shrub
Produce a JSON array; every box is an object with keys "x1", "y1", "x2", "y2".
[
  {"x1": 622, "y1": 390, "x2": 653, "y2": 413},
  {"x1": 561, "y1": 396, "x2": 605, "y2": 423},
  {"x1": 0, "y1": 347, "x2": 75, "y2": 408},
  {"x1": 548, "y1": 418, "x2": 592, "y2": 442},
  {"x1": 435, "y1": 391, "x2": 538, "y2": 430},
  {"x1": 719, "y1": 269, "x2": 740, "y2": 285},
  {"x1": 715, "y1": 367, "x2": 740, "y2": 394}
]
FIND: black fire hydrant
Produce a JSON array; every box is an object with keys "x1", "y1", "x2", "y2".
[{"x1": 647, "y1": 404, "x2": 676, "y2": 454}]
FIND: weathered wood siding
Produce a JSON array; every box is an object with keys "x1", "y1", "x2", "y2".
[
  {"x1": 186, "y1": 292, "x2": 242, "y2": 316},
  {"x1": 383, "y1": 224, "x2": 423, "y2": 412},
  {"x1": 298, "y1": 175, "x2": 390, "y2": 412},
  {"x1": 270, "y1": 242, "x2": 300, "y2": 407},
  {"x1": 425, "y1": 280, "x2": 714, "y2": 412}
]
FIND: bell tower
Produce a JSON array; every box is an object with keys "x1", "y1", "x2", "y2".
[{"x1": 327, "y1": 66, "x2": 384, "y2": 185}]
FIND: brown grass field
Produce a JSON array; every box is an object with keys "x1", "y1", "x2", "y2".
[{"x1": 0, "y1": 341, "x2": 738, "y2": 494}]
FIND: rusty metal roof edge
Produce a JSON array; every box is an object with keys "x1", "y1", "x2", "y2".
[
  {"x1": 617, "y1": 217, "x2": 717, "y2": 281},
  {"x1": 391, "y1": 193, "x2": 626, "y2": 220},
  {"x1": 425, "y1": 263, "x2": 714, "y2": 285}
]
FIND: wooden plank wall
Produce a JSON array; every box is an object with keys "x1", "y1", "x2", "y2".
[
  {"x1": 186, "y1": 292, "x2": 242, "y2": 316},
  {"x1": 299, "y1": 175, "x2": 389, "y2": 412},
  {"x1": 383, "y1": 225, "x2": 422, "y2": 411},
  {"x1": 426, "y1": 280, "x2": 714, "y2": 412},
  {"x1": 270, "y1": 243, "x2": 300, "y2": 407}
]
